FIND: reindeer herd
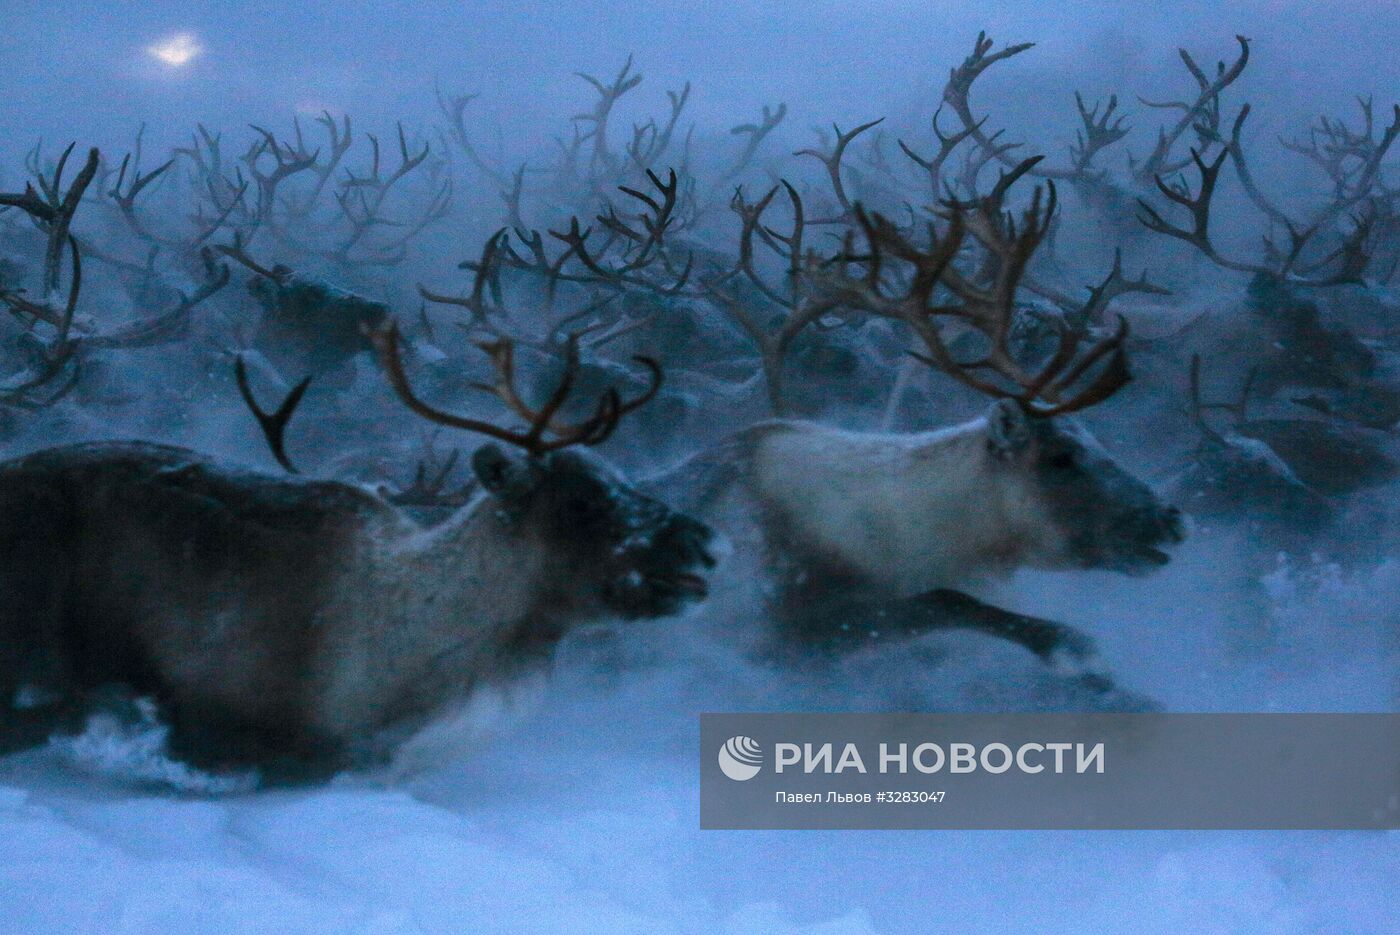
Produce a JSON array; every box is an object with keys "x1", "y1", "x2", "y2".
[{"x1": 0, "y1": 34, "x2": 1396, "y2": 780}]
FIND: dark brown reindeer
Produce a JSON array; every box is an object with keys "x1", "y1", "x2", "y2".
[
  {"x1": 214, "y1": 233, "x2": 390, "y2": 388},
  {"x1": 1172, "y1": 354, "x2": 1396, "y2": 538},
  {"x1": 1134, "y1": 92, "x2": 1400, "y2": 484},
  {"x1": 0, "y1": 326, "x2": 714, "y2": 778}
]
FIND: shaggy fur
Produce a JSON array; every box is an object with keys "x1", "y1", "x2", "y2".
[
  {"x1": 655, "y1": 402, "x2": 1183, "y2": 659},
  {"x1": 0, "y1": 441, "x2": 713, "y2": 773}
]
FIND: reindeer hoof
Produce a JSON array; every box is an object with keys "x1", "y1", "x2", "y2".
[{"x1": 1034, "y1": 624, "x2": 1097, "y2": 666}]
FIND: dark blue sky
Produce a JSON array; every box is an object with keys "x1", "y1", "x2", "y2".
[{"x1": 1, "y1": 1, "x2": 1396, "y2": 173}]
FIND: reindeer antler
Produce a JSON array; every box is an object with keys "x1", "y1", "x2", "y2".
[
  {"x1": 234, "y1": 355, "x2": 311, "y2": 474},
  {"x1": 368, "y1": 322, "x2": 661, "y2": 455},
  {"x1": 920, "y1": 168, "x2": 1132, "y2": 415},
  {"x1": 808, "y1": 156, "x2": 1132, "y2": 417}
]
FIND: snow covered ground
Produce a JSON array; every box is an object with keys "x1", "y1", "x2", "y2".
[
  {"x1": 3, "y1": 2, "x2": 1398, "y2": 930},
  {"x1": 2, "y1": 527, "x2": 1396, "y2": 934}
]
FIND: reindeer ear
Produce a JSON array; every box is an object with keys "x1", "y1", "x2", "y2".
[
  {"x1": 471, "y1": 444, "x2": 538, "y2": 501},
  {"x1": 985, "y1": 399, "x2": 1033, "y2": 459}
]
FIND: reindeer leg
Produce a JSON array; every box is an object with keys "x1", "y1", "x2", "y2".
[
  {"x1": 904, "y1": 589, "x2": 1099, "y2": 665},
  {"x1": 777, "y1": 587, "x2": 1136, "y2": 701},
  {"x1": 788, "y1": 587, "x2": 1098, "y2": 668}
]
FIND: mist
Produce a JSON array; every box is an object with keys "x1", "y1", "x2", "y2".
[
  {"x1": 2, "y1": 1, "x2": 1399, "y2": 932},
  {"x1": 5, "y1": 1, "x2": 1400, "y2": 160}
]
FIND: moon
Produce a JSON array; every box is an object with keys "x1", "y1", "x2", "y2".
[{"x1": 147, "y1": 33, "x2": 203, "y2": 68}]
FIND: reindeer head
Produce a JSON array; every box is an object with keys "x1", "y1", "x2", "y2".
[
  {"x1": 981, "y1": 399, "x2": 1185, "y2": 573},
  {"x1": 370, "y1": 323, "x2": 715, "y2": 620},
  {"x1": 1171, "y1": 354, "x2": 1335, "y2": 535},
  {"x1": 838, "y1": 170, "x2": 1186, "y2": 575},
  {"x1": 469, "y1": 444, "x2": 714, "y2": 617}
]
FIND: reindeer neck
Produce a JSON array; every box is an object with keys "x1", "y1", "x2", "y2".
[
  {"x1": 393, "y1": 494, "x2": 549, "y2": 632},
  {"x1": 312, "y1": 494, "x2": 553, "y2": 738},
  {"x1": 752, "y1": 418, "x2": 1039, "y2": 593}
]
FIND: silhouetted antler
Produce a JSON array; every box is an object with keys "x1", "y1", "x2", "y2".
[{"x1": 368, "y1": 322, "x2": 661, "y2": 455}]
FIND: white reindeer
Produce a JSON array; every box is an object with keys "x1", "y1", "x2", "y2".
[{"x1": 656, "y1": 174, "x2": 1183, "y2": 670}]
